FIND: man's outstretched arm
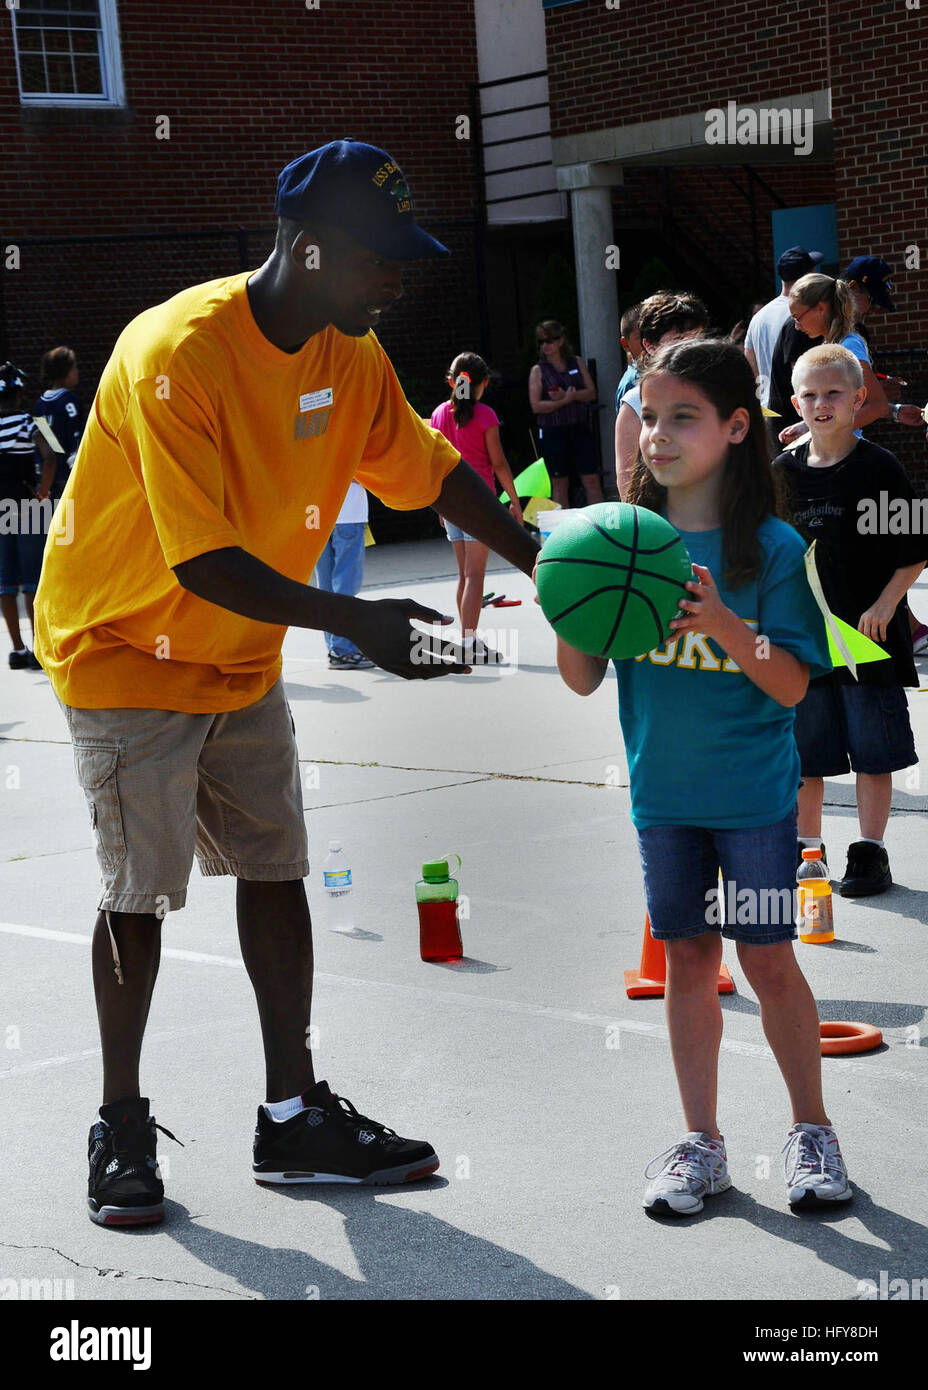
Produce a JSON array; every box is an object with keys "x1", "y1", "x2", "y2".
[{"x1": 173, "y1": 547, "x2": 468, "y2": 679}]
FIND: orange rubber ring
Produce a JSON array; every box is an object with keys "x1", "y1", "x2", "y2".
[{"x1": 820, "y1": 1021, "x2": 882, "y2": 1055}]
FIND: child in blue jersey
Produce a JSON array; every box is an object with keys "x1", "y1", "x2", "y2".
[{"x1": 547, "y1": 338, "x2": 851, "y2": 1217}]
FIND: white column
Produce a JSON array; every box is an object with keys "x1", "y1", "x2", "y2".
[{"x1": 558, "y1": 164, "x2": 623, "y2": 493}]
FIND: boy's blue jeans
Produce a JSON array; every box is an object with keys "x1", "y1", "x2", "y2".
[{"x1": 313, "y1": 522, "x2": 367, "y2": 657}]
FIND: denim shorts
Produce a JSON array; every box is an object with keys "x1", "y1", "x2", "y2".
[
  {"x1": 794, "y1": 678, "x2": 916, "y2": 776},
  {"x1": 444, "y1": 520, "x2": 478, "y2": 543},
  {"x1": 0, "y1": 527, "x2": 46, "y2": 594},
  {"x1": 636, "y1": 809, "x2": 798, "y2": 945}
]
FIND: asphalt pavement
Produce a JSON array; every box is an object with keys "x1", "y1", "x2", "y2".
[{"x1": 2, "y1": 542, "x2": 928, "y2": 1302}]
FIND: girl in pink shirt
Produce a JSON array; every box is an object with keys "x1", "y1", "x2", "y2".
[{"x1": 430, "y1": 353, "x2": 523, "y2": 642}]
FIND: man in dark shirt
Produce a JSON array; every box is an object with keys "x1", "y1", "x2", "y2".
[{"x1": 767, "y1": 319, "x2": 824, "y2": 446}]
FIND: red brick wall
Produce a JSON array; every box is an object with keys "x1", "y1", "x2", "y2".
[
  {"x1": 829, "y1": 0, "x2": 928, "y2": 486},
  {"x1": 0, "y1": 0, "x2": 482, "y2": 413},
  {"x1": 545, "y1": 0, "x2": 928, "y2": 486},
  {"x1": 545, "y1": 0, "x2": 830, "y2": 133}
]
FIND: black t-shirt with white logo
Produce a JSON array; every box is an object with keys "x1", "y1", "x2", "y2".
[{"x1": 773, "y1": 437, "x2": 928, "y2": 687}]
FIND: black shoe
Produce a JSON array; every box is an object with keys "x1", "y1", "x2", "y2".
[
  {"x1": 839, "y1": 841, "x2": 891, "y2": 897},
  {"x1": 87, "y1": 1097, "x2": 182, "y2": 1227},
  {"x1": 252, "y1": 1081, "x2": 440, "y2": 1186},
  {"x1": 328, "y1": 651, "x2": 375, "y2": 670},
  {"x1": 797, "y1": 842, "x2": 828, "y2": 873},
  {"x1": 8, "y1": 649, "x2": 41, "y2": 670}
]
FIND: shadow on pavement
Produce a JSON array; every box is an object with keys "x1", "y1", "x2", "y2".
[
  {"x1": 815, "y1": 998, "x2": 926, "y2": 1031},
  {"x1": 284, "y1": 683, "x2": 369, "y2": 704},
  {"x1": 158, "y1": 1191, "x2": 593, "y2": 1300},
  {"x1": 429, "y1": 956, "x2": 511, "y2": 974},
  {"x1": 659, "y1": 1184, "x2": 928, "y2": 1297},
  {"x1": 837, "y1": 884, "x2": 928, "y2": 924}
]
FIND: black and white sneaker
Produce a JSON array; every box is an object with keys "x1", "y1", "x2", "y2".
[
  {"x1": 87, "y1": 1097, "x2": 182, "y2": 1227},
  {"x1": 252, "y1": 1080, "x2": 439, "y2": 1185},
  {"x1": 328, "y1": 651, "x2": 375, "y2": 670}
]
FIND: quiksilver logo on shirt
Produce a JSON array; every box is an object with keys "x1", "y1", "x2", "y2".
[{"x1": 294, "y1": 407, "x2": 333, "y2": 440}]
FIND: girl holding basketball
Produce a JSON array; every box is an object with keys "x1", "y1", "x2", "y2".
[
  {"x1": 546, "y1": 338, "x2": 852, "y2": 1217},
  {"x1": 431, "y1": 352, "x2": 523, "y2": 651}
]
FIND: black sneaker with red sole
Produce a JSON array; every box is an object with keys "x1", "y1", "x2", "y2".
[
  {"x1": 252, "y1": 1080, "x2": 439, "y2": 1186},
  {"x1": 87, "y1": 1096, "x2": 182, "y2": 1227}
]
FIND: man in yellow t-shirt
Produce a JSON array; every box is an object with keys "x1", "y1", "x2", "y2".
[{"x1": 35, "y1": 139, "x2": 538, "y2": 1227}]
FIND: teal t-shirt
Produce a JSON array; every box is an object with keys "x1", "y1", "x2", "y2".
[{"x1": 612, "y1": 516, "x2": 831, "y2": 829}]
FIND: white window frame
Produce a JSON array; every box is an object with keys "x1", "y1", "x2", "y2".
[{"x1": 11, "y1": 0, "x2": 125, "y2": 108}]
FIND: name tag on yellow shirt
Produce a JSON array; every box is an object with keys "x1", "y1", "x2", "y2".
[{"x1": 299, "y1": 387, "x2": 333, "y2": 413}]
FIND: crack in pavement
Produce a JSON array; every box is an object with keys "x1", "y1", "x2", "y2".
[
  {"x1": 300, "y1": 757, "x2": 625, "y2": 789},
  {"x1": 0, "y1": 1240, "x2": 259, "y2": 1299}
]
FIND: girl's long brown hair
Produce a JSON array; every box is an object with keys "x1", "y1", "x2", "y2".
[{"x1": 626, "y1": 338, "x2": 786, "y2": 589}]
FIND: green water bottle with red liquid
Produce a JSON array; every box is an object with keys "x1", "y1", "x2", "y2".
[{"x1": 416, "y1": 854, "x2": 463, "y2": 962}]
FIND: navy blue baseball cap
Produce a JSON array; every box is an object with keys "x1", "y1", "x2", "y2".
[
  {"x1": 842, "y1": 256, "x2": 896, "y2": 311},
  {"x1": 776, "y1": 245, "x2": 824, "y2": 280},
  {"x1": 275, "y1": 140, "x2": 449, "y2": 261}
]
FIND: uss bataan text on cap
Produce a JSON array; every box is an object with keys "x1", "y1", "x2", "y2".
[{"x1": 275, "y1": 139, "x2": 449, "y2": 262}]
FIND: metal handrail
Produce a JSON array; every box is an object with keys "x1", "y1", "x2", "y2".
[{"x1": 475, "y1": 68, "x2": 547, "y2": 90}]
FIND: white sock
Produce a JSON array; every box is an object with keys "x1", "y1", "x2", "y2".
[
  {"x1": 798, "y1": 836, "x2": 822, "y2": 847},
  {"x1": 860, "y1": 838, "x2": 885, "y2": 848},
  {"x1": 264, "y1": 1094, "x2": 305, "y2": 1122},
  {"x1": 12, "y1": 647, "x2": 27, "y2": 655}
]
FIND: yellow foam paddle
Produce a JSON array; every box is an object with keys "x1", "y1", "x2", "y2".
[
  {"x1": 804, "y1": 542, "x2": 889, "y2": 679},
  {"x1": 364, "y1": 525, "x2": 376, "y2": 547},
  {"x1": 499, "y1": 457, "x2": 551, "y2": 504},
  {"x1": 523, "y1": 496, "x2": 559, "y2": 528},
  {"x1": 826, "y1": 614, "x2": 890, "y2": 670},
  {"x1": 762, "y1": 407, "x2": 780, "y2": 418}
]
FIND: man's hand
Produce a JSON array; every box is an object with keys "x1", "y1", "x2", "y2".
[
  {"x1": 778, "y1": 421, "x2": 808, "y2": 445},
  {"x1": 350, "y1": 598, "x2": 472, "y2": 679},
  {"x1": 896, "y1": 404, "x2": 924, "y2": 428}
]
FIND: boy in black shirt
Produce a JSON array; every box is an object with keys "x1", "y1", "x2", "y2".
[{"x1": 774, "y1": 344, "x2": 927, "y2": 896}]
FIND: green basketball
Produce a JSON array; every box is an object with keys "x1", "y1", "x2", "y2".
[{"x1": 536, "y1": 503, "x2": 693, "y2": 660}]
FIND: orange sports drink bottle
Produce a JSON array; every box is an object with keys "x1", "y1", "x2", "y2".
[{"x1": 797, "y1": 847, "x2": 834, "y2": 944}]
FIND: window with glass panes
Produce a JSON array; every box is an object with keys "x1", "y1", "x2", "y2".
[{"x1": 12, "y1": 0, "x2": 124, "y2": 105}]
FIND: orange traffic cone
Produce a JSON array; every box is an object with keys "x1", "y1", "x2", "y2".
[{"x1": 624, "y1": 914, "x2": 734, "y2": 998}]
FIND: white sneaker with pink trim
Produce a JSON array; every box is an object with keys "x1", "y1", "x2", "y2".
[
  {"x1": 643, "y1": 1132, "x2": 731, "y2": 1216},
  {"x1": 782, "y1": 1122, "x2": 852, "y2": 1207}
]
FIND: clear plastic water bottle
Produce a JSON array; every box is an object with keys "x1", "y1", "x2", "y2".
[
  {"x1": 323, "y1": 840, "x2": 354, "y2": 933},
  {"x1": 797, "y1": 847, "x2": 834, "y2": 944}
]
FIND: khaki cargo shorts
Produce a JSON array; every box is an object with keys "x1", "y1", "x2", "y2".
[{"x1": 57, "y1": 678, "x2": 309, "y2": 918}]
